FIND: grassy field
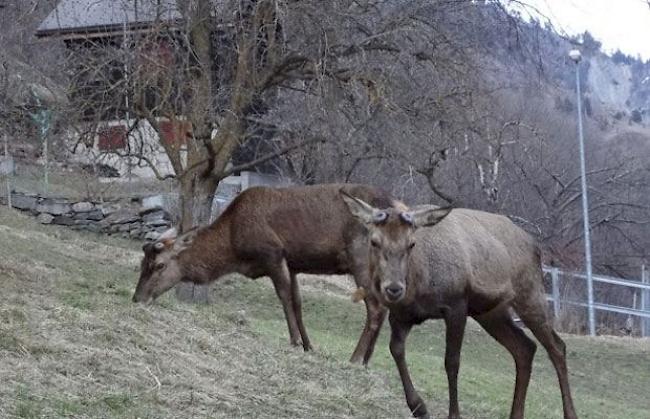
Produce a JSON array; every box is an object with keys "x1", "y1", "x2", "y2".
[
  {"x1": 1, "y1": 205, "x2": 649, "y2": 418},
  {"x1": 5, "y1": 160, "x2": 176, "y2": 200}
]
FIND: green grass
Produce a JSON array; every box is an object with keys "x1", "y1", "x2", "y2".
[
  {"x1": 0, "y1": 205, "x2": 649, "y2": 418},
  {"x1": 14, "y1": 385, "x2": 45, "y2": 419},
  {"x1": 214, "y1": 279, "x2": 650, "y2": 419}
]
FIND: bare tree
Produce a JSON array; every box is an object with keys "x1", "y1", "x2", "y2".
[
  {"x1": 11, "y1": 0, "x2": 650, "y2": 286},
  {"x1": 59, "y1": 0, "x2": 327, "y2": 229}
]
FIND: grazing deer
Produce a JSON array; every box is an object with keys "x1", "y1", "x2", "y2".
[
  {"x1": 132, "y1": 184, "x2": 404, "y2": 364},
  {"x1": 341, "y1": 193, "x2": 578, "y2": 419}
]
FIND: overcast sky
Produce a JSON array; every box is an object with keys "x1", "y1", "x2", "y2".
[{"x1": 510, "y1": 0, "x2": 650, "y2": 60}]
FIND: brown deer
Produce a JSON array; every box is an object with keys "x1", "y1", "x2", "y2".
[
  {"x1": 341, "y1": 193, "x2": 578, "y2": 419},
  {"x1": 132, "y1": 184, "x2": 404, "y2": 364}
]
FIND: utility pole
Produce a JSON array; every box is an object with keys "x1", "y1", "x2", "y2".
[{"x1": 569, "y1": 49, "x2": 596, "y2": 336}]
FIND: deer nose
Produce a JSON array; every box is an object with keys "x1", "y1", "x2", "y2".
[{"x1": 385, "y1": 284, "x2": 404, "y2": 300}]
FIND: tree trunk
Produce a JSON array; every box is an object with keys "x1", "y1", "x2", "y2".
[
  {"x1": 173, "y1": 0, "x2": 250, "y2": 304},
  {"x1": 178, "y1": 171, "x2": 219, "y2": 230},
  {"x1": 175, "y1": 171, "x2": 219, "y2": 304}
]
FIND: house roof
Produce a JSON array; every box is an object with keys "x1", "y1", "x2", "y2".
[{"x1": 36, "y1": 0, "x2": 182, "y2": 38}]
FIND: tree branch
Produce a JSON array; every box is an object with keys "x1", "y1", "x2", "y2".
[{"x1": 219, "y1": 135, "x2": 326, "y2": 179}]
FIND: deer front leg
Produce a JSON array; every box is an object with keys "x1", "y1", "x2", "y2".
[
  {"x1": 362, "y1": 295, "x2": 386, "y2": 364},
  {"x1": 444, "y1": 304, "x2": 468, "y2": 419},
  {"x1": 348, "y1": 244, "x2": 386, "y2": 365},
  {"x1": 389, "y1": 314, "x2": 430, "y2": 419},
  {"x1": 349, "y1": 292, "x2": 386, "y2": 365},
  {"x1": 269, "y1": 260, "x2": 302, "y2": 347},
  {"x1": 290, "y1": 272, "x2": 312, "y2": 351}
]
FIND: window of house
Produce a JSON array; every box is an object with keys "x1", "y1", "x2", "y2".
[
  {"x1": 159, "y1": 120, "x2": 191, "y2": 147},
  {"x1": 97, "y1": 125, "x2": 127, "y2": 151}
]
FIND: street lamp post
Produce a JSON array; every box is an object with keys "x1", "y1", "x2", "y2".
[{"x1": 569, "y1": 49, "x2": 596, "y2": 336}]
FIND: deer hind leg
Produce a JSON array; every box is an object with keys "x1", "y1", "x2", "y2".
[
  {"x1": 515, "y1": 276, "x2": 578, "y2": 419},
  {"x1": 290, "y1": 272, "x2": 312, "y2": 351},
  {"x1": 443, "y1": 304, "x2": 468, "y2": 419},
  {"x1": 268, "y1": 258, "x2": 302, "y2": 348},
  {"x1": 474, "y1": 309, "x2": 537, "y2": 419},
  {"x1": 522, "y1": 317, "x2": 577, "y2": 419}
]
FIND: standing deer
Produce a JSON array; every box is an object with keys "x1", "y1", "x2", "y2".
[
  {"x1": 341, "y1": 192, "x2": 578, "y2": 419},
  {"x1": 132, "y1": 184, "x2": 404, "y2": 364}
]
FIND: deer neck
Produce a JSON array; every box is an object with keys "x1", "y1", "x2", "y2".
[{"x1": 179, "y1": 222, "x2": 238, "y2": 284}]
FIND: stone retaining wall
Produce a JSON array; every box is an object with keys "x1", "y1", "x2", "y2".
[
  {"x1": 1, "y1": 172, "x2": 288, "y2": 244},
  {"x1": 2, "y1": 192, "x2": 172, "y2": 241}
]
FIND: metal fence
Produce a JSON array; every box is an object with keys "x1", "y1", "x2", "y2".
[{"x1": 543, "y1": 266, "x2": 650, "y2": 337}]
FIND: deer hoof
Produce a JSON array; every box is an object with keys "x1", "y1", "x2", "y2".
[{"x1": 411, "y1": 401, "x2": 429, "y2": 419}]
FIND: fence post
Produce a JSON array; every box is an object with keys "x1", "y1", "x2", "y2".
[
  {"x1": 642, "y1": 265, "x2": 649, "y2": 337},
  {"x1": 551, "y1": 267, "x2": 560, "y2": 320}
]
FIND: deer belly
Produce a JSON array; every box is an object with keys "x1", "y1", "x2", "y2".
[
  {"x1": 285, "y1": 250, "x2": 347, "y2": 275},
  {"x1": 467, "y1": 287, "x2": 515, "y2": 315}
]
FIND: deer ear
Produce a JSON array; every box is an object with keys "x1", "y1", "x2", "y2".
[
  {"x1": 180, "y1": 228, "x2": 198, "y2": 244},
  {"x1": 340, "y1": 189, "x2": 381, "y2": 224},
  {"x1": 172, "y1": 228, "x2": 199, "y2": 251},
  {"x1": 404, "y1": 207, "x2": 452, "y2": 228},
  {"x1": 158, "y1": 227, "x2": 178, "y2": 241}
]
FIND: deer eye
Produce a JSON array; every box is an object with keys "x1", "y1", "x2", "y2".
[
  {"x1": 370, "y1": 239, "x2": 381, "y2": 248},
  {"x1": 155, "y1": 262, "x2": 166, "y2": 271},
  {"x1": 408, "y1": 241, "x2": 416, "y2": 251}
]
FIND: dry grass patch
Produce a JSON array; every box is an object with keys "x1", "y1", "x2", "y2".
[{"x1": 0, "y1": 207, "x2": 405, "y2": 418}]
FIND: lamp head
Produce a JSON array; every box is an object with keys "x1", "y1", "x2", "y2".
[{"x1": 569, "y1": 49, "x2": 582, "y2": 63}]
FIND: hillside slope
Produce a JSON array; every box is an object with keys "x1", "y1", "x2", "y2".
[{"x1": 0, "y1": 207, "x2": 649, "y2": 418}]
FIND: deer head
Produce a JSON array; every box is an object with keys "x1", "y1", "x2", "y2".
[
  {"x1": 132, "y1": 227, "x2": 198, "y2": 304},
  {"x1": 340, "y1": 190, "x2": 451, "y2": 304}
]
